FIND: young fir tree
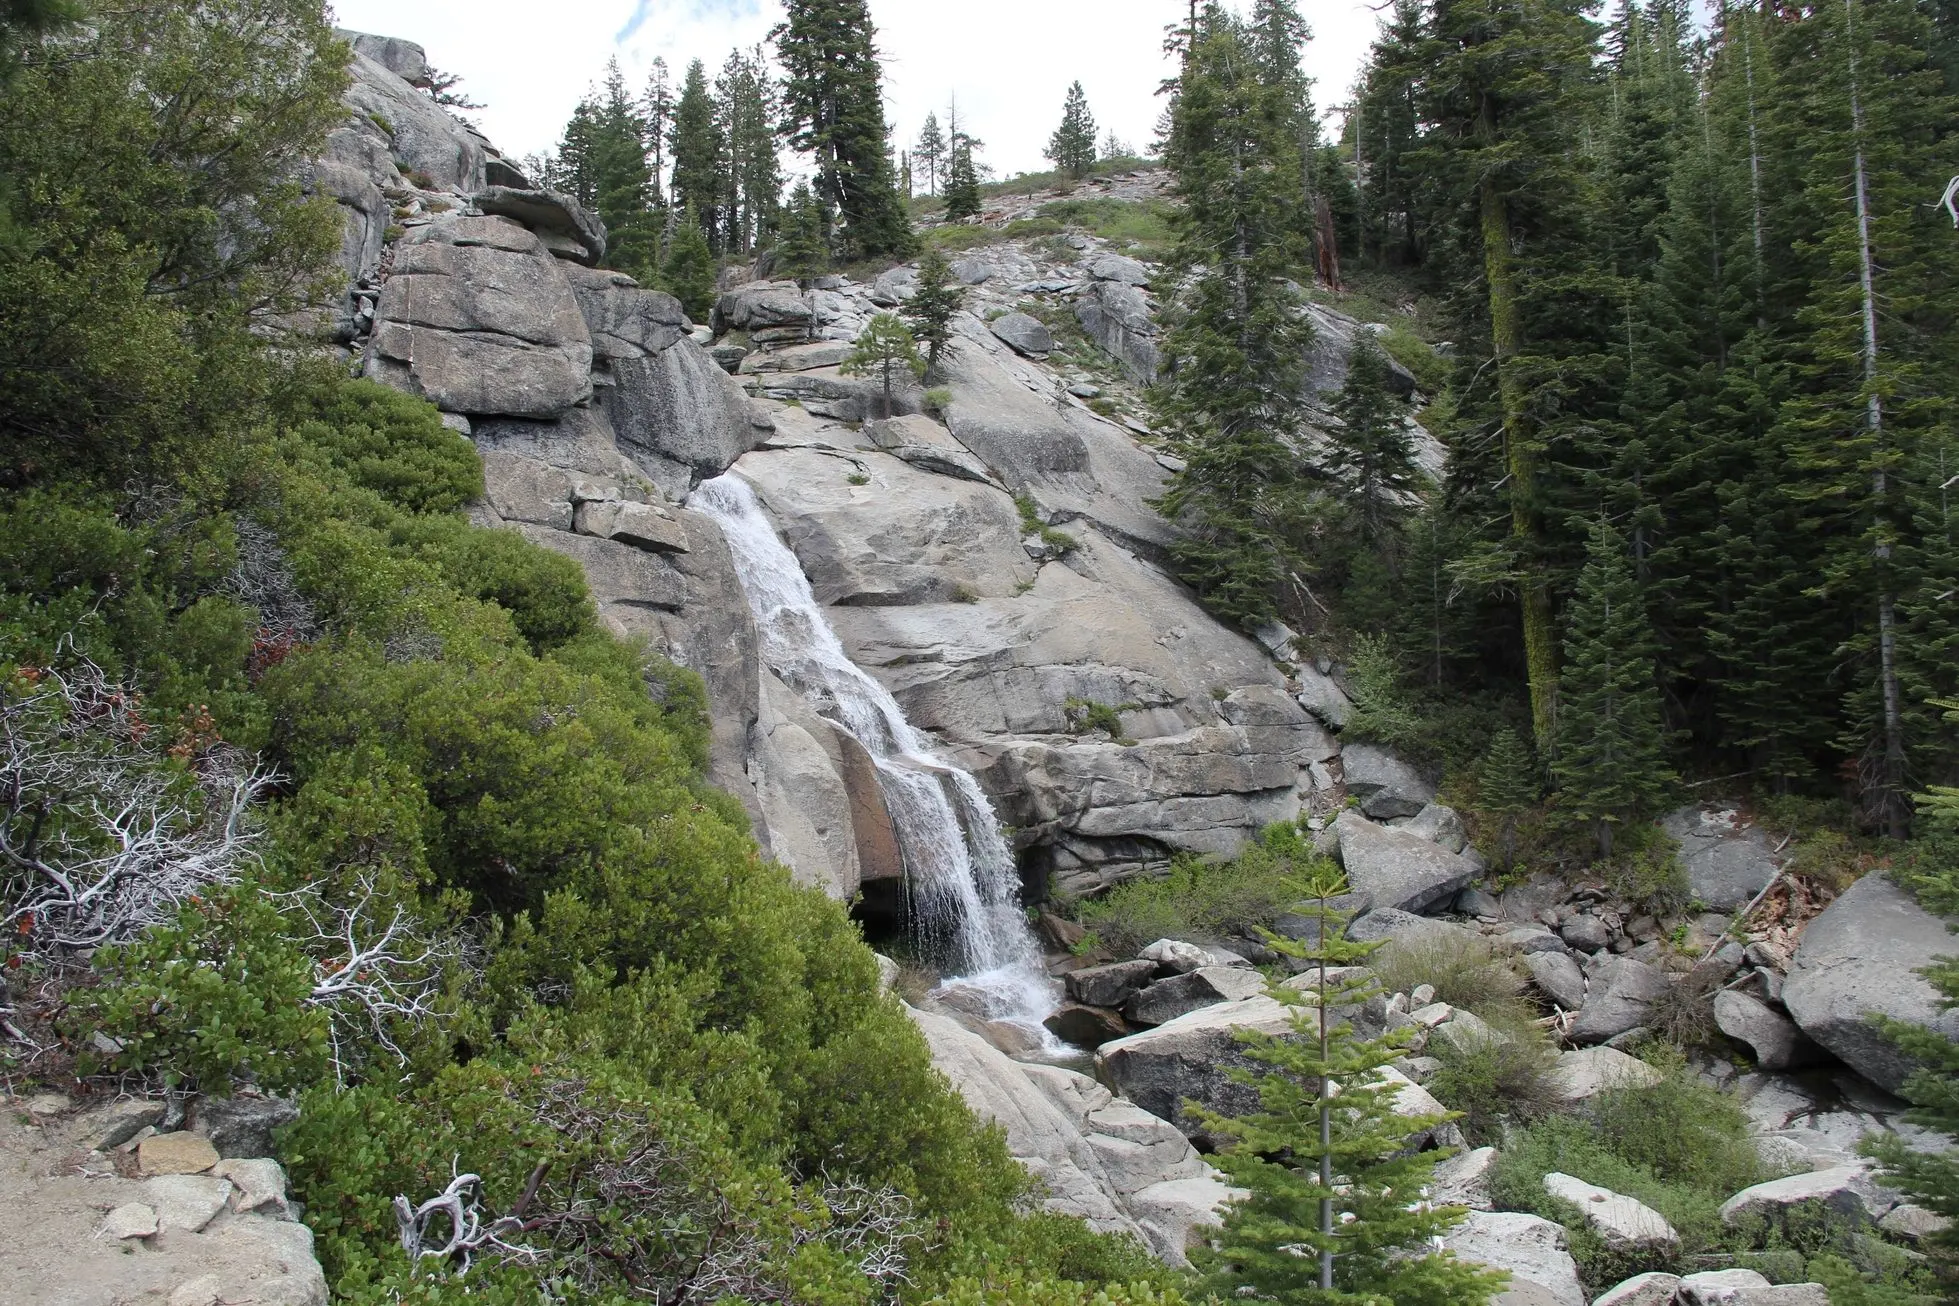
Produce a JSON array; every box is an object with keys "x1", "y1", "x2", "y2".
[
  {"x1": 1151, "y1": 8, "x2": 1315, "y2": 628},
  {"x1": 913, "y1": 112, "x2": 947, "y2": 196},
  {"x1": 1197, "y1": 859, "x2": 1506, "y2": 1306},
  {"x1": 942, "y1": 131, "x2": 982, "y2": 224},
  {"x1": 902, "y1": 248, "x2": 964, "y2": 374},
  {"x1": 1045, "y1": 81, "x2": 1098, "y2": 179},
  {"x1": 1324, "y1": 336, "x2": 1418, "y2": 554},
  {"x1": 775, "y1": 181, "x2": 830, "y2": 285},
  {"x1": 659, "y1": 216, "x2": 717, "y2": 323},
  {"x1": 1479, "y1": 727, "x2": 1541, "y2": 873},
  {"x1": 1553, "y1": 519, "x2": 1676, "y2": 859},
  {"x1": 772, "y1": 0, "x2": 914, "y2": 260},
  {"x1": 841, "y1": 313, "x2": 924, "y2": 419},
  {"x1": 668, "y1": 58, "x2": 725, "y2": 250}
]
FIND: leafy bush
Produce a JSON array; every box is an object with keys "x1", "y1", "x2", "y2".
[
  {"x1": 1426, "y1": 1025, "x2": 1563, "y2": 1146},
  {"x1": 1074, "y1": 822, "x2": 1324, "y2": 955},
  {"x1": 1342, "y1": 633, "x2": 1428, "y2": 752}
]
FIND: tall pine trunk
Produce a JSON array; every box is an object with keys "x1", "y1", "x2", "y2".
[{"x1": 1481, "y1": 173, "x2": 1559, "y2": 752}]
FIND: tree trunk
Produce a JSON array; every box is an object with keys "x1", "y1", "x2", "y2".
[
  {"x1": 1845, "y1": 2, "x2": 1907, "y2": 837},
  {"x1": 1481, "y1": 175, "x2": 1559, "y2": 753}
]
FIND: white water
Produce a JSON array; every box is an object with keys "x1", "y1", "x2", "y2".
[{"x1": 689, "y1": 474, "x2": 1059, "y2": 1037}]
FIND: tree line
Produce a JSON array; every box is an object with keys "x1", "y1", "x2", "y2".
[{"x1": 1154, "y1": 0, "x2": 1959, "y2": 846}]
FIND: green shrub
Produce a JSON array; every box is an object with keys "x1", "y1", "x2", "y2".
[
  {"x1": 1377, "y1": 321, "x2": 1449, "y2": 396},
  {"x1": 1368, "y1": 934, "x2": 1529, "y2": 1022},
  {"x1": 1342, "y1": 633, "x2": 1428, "y2": 751},
  {"x1": 1064, "y1": 695, "x2": 1132, "y2": 741},
  {"x1": 283, "y1": 378, "x2": 482, "y2": 514},
  {"x1": 1426, "y1": 1025, "x2": 1563, "y2": 1146},
  {"x1": 1015, "y1": 493, "x2": 1078, "y2": 556},
  {"x1": 1075, "y1": 822, "x2": 1324, "y2": 955}
]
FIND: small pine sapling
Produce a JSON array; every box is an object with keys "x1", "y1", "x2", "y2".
[
  {"x1": 1195, "y1": 860, "x2": 1506, "y2": 1306},
  {"x1": 1479, "y1": 726, "x2": 1541, "y2": 873},
  {"x1": 842, "y1": 313, "x2": 925, "y2": 419},
  {"x1": 902, "y1": 249, "x2": 964, "y2": 375},
  {"x1": 657, "y1": 215, "x2": 716, "y2": 323}
]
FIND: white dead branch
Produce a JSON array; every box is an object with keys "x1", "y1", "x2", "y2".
[
  {"x1": 0, "y1": 660, "x2": 276, "y2": 957},
  {"x1": 1940, "y1": 176, "x2": 1959, "y2": 229}
]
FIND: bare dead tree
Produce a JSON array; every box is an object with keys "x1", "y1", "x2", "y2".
[
  {"x1": 1940, "y1": 176, "x2": 1959, "y2": 229},
  {"x1": 394, "y1": 1079, "x2": 926, "y2": 1302},
  {"x1": 276, "y1": 875, "x2": 457, "y2": 1083},
  {"x1": 0, "y1": 660, "x2": 277, "y2": 960}
]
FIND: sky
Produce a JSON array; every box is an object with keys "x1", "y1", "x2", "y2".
[{"x1": 326, "y1": 0, "x2": 1389, "y2": 180}]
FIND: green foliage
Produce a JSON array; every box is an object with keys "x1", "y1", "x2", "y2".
[
  {"x1": 943, "y1": 134, "x2": 982, "y2": 225},
  {"x1": 1045, "y1": 82, "x2": 1098, "y2": 180},
  {"x1": 1553, "y1": 520, "x2": 1677, "y2": 858},
  {"x1": 1015, "y1": 493, "x2": 1079, "y2": 556},
  {"x1": 1063, "y1": 696, "x2": 1132, "y2": 743},
  {"x1": 1476, "y1": 727, "x2": 1542, "y2": 871},
  {"x1": 841, "y1": 312, "x2": 925, "y2": 418},
  {"x1": 1367, "y1": 935, "x2": 1530, "y2": 1024},
  {"x1": 283, "y1": 378, "x2": 482, "y2": 514},
  {"x1": 1427, "y1": 1025, "x2": 1563, "y2": 1147},
  {"x1": 776, "y1": 180, "x2": 832, "y2": 284},
  {"x1": 904, "y1": 249, "x2": 965, "y2": 372},
  {"x1": 1341, "y1": 633, "x2": 1427, "y2": 751},
  {"x1": 658, "y1": 215, "x2": 717, "y2": 322},
  {"x1": 1196, "y1": 862, "x2": 1506, "y2": 1306},
  {"x1": 1323, "y1": 336, "x2": 1419, "y2": 551},
  {"x1": 1074, "y1": 823, "x2": 1327, "y2": 957}
]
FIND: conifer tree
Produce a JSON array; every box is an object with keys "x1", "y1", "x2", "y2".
[
  {"x1": 841, "y1": 313, "x2": 924, "y2": 419},
  {"x1": 942, "y1": 132, "x2": 982, "y2": 224},
  {"x1": 775, "y1": 181, "x2": 830, "y2": 285},
  {"x1": 1045, "y1": 81, "x2": 1098, "y2": 179},
  {"x1": 669, "y1": 58, "x2": 724, "y2": 250},
  {"x1": 1197, "y1": 860, "x2": 1505, "y2": 1306},
  {"x1": 1553, "y1": 519, "x2": 1676, "y2": 858},
  {"x1": 1479, "y1": 727, "x2": 1541, "y2": 873},
  {"x1": 1324, "y1": 336, "x2": 1418, "y2": 552},
  {"x1": 659, "y1": 217, "x2": 716, "y2": 323},
  {"x1": 902, "y1": 249, "x2": 964, "y2": 374},
  {"x1": 641, "y1": 57, "x2": 673, "y2": 210},
  {"x1": 772, "y1": 0, "x2": 914, "y2": 259},
  {"x1": 913, "y1": 112, "x2": 947, "y2": 196},
  {"x1": 1152, "y1": 8, "x2": 1315, "y2": 628}
]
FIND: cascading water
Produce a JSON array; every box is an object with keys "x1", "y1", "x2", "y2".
[{"x1": 689, "y1": 474, "x2": 1059, "y2": 1037}]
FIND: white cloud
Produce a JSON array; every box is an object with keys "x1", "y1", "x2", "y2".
[{"x1": 327, "y1": 0, "x2": 1385, "y2": 178}]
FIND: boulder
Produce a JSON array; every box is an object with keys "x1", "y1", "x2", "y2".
[
  {"x1": 990, "y1": 312, "x2": 1056, "y2": 357},
  {"x1": 1403, "y1": 803, "x2": 1470, "y2": 854},
  {"x1": 575, "y1": 498, "x2": 690, "y2": 553},
  {"x1": 188, "y1": 1095, "x2": 298, "y2": 1160},
  {"x1": 870, "y1": 266, "x2": 918, "y2": 305},
  {"x1": 1442, "y1": 1211, "x2": 1586, "y2": 1306},
  {"x1": 1294, "y1": 664, "x2": 1354, "y2": 729},
  {"x1": 566, "y1": 266, "x2": 687, "y2": 360},
  {"x1": 212, "y1": 1157, "x2": 291, "y2": 1217},
  {"x1": 1067, "y1": 960, "x2": 1160, "y2": 1008},
  {"x1": 1527, "y1": 951, "x2": 1588, "y2": 1012},
  {"x1": 341, "y1": 41, "x2": 485, "y2": 194},
  {"x1": 1782, "y1": 872, "x2": 1959, "y2": 1093},
  {"x1": 69, "y1": 1098, "x2": 166, "y2": 1152},
  {"x1": 1457, "y1": 886, "x2": 1501, "y2": 917},
  {"x1": 1719, "y1": 1164, "x2": 1898, "y2": 1231},
  {"x1": 1432, "y1": 1145, "x2": 1499, "y2": 1211},
  {"x1": 1124, "y1": 966, "x2": 1267, "y2": 1026},
  {"x1": 1334, "y1": 812, "x2": 1480, "y2": 915},
  {"x1": 1140, "y1": 938, "x2": 1224, "y2": 974},
  {"x1": 1046, "y1": 1003, "x2": 1130, "y2": 1048},
  {"x1": 144, "y1": 1174, "x2": 233, "y2": 1233},
  {"x1": 1543, "y1": 1172, "x2": 1679, "y2": 1250},
  {"x1": 1679, "y1": 1270, "x2": 1829, "y2": 1306},
  {"x1": 1502, "y1": 924, "x2": 1569, "y2": 955},
  {"x1": 138, "y1": 1132, "x2": 219, "y2": 1177},
  {"x1": 1098, "y1": 996, "x2": 1306, "y2": 1140},
  {"x1": 1569, "y1": 957, "x2": 1672, "y2": 1045},
  {"x1": 1075, "y1": 280, "x2": 1160, "y2": 384},
  {"x1": 1346, "y1": 907, "x2": 1482, "y2": 948},
  {"x1": 607, "y1": 339, "x2": 763, "y2": 483},
  {"x1": 102, "y1": 1202, "x2": 159, "y2": 1240},
  {"x1": 1560, "y1": 914, "x2": 1612, "y2": 952},
  {"x1": 1662, "y1": 808, "x2": 1782, "y2": 911},
  {"x1": 715, "y1": 282, "x2": 814, "y2": 331},
  {"x1": 1431, "y1": 1009, "x2": 1510, "y2": 1056},
  {"x1": 1341, "y1": 743, "x2": 1436, "y2": 819},
  {"x1": 1550, "y1": 1046, "x2": 1666, "y2": 1103},
  {"x1": 911, "y1": 1006, "x2": 1228, "y2": 1264},
  {"x1": 1593, "y1": 1273, "x2": 1683, "y2": 1306},
  {"x1": 1303, "y1": 302, "x2": 1419, "y2": 401},
  {"x1": 365, "y1": 218, "x2": 593, "y2": 419},
  {"x1": 472, "y1": 186, "x2": 607, "y2": 265},
  {"x1": 1272, "y1": 892, "x2": 1372, "y2": 944},
  {"x1": 1879, "y1": 1202, "x2": 1950, "y2": 1244},
  {"x1": 950, "y1": 258, "x2": 995, "y2": 284},
  {"x1": 1087, "y1": 253, "x2": 1152, "y2": 285},
  {"x1": 1713, "y1": 990, "x2": 1825, "y2": 1072}
]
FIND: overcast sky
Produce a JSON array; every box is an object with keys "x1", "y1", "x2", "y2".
[{"x1": 326, "y1": 0, "x2": 1387, "y2": 180}]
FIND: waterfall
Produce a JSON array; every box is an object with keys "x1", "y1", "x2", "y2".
[{"x1": 689, "y1": 474, "x2": 1058, "y2": 1036}]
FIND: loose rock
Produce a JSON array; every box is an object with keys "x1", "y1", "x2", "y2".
[
  {"x1": 1569, "y1": 957, "x2": 1672, "y2": 1045},
  {"x1": 1720, "y1": 1164, "x2": 1898, "y2": 1231},
  {"x1": 1543, "y1": 1172, "x2": 1679, "y2": 1250},
  {"x1": 1713, "y1": 990, "x2": 1824, "y2": 1072},
  {"x1": 138, "y1": 1132, "x2": 220, "y2": 1177},
  {"x1": 1527, "y1": 951, "x2": 1588, "y2": 1012}
]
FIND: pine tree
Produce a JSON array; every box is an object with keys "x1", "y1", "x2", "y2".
[
  {"x1": 1553, "y1": 519, "x2": 1676, "y2": 859},
  {"x1": 902, "y1": 249, "x2": 964, "y2": 374},
  {"x1": 772, "y1": 0, "x2": 914, "y2": 260},
  {"x1": 1324, "y1": 336, "x2": 1418, "y2": 552},
  {"x1": 1045, "y1": 81, "x2": 1098, "y2": 179},
  {"x1": 942, "y1": 132, "x2": 981, "y2": 224},
  {"x1": 775, "y1": 181, "x2": 830, "y2": 285},
  {"x1": 641, "y1": 58, "x2": 674, "y2": 210},
  {"x1": 1151, "y1": 9, "x2": 1316, "y2": 628},
  {"x1": 715, "y1": 48, "x2": 781, "y2": 256},
  {"x1": 1479, "y1": 728, "x2": 1541, "y2": 873},
  {"x1": 669, "y1": 59, "x2": 725, "y2": 251},
  {"x1": 841, "y1": 313, "x2": 925, "y2": 418},
  {"x1": 1196, "y1": 859, "x2": 1506, "y2": 1306},
  {"x1": 913, "y1": 112, "x2": 947, "y2": 197},
  {"x1": 659, "y1": 216, "x2": 717, "y2": 323}
]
